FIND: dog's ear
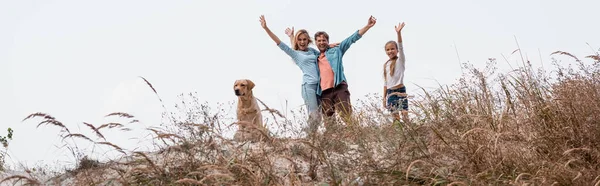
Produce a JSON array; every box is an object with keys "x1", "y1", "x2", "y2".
[{"x1": 245, "y1": 79, "x2": 255, "y2": 90}]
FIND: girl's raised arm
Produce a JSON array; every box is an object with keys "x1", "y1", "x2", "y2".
[
  {"x1": 395, "y1": 22, "x2": 405, "y2": 44},
  {"x1": 395, "y1": 22, "x2": 406, "y2": 64}
]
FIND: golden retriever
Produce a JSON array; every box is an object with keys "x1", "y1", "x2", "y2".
[{"x1": 233, "y1": 79, "x2": 268, "y2": 142}]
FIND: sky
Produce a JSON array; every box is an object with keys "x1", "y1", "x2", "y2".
[{"x1": 1, "y1": 0, "x2": 599, "y2": 170}]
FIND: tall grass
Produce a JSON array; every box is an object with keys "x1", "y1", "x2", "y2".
[{"x1": 3, "y1": 48, "x2": 600, "y2": 185}]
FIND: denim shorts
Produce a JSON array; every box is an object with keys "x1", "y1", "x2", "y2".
[{"x1": 386, "y1": 86, "x2": 408, "y2": 112}]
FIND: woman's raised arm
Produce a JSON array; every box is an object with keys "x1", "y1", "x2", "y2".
[{"x1": 260, "y1": 15, "x2": 282, "y2": 45}]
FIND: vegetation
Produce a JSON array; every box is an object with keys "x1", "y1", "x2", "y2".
[
  {"x1": 2, "y1": 47, "x2": 600, "y2": 185},
  {"x1": 0, "y1": 128, "x2": 14, "y2": 171}
]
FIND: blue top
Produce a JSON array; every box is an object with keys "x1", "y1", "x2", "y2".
[{"x1": 277, "y1": 42, "x2": 321, "y2": 85}]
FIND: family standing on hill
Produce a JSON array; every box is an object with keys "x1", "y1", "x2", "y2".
[{"x1": 259, "y1": 15, "x2": 408, "y2": 133}]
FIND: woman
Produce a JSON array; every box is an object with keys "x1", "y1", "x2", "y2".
[
  {"x1": 259, "y1": 15, "x2": 337, "y2": 131},
  {"x1": 382, "y1": 22, "x2": 409, "y2": 123}
]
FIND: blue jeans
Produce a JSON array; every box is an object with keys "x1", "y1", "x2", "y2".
[
  {"x1": 301, "y1": 83, "x2": 320, "y2": 115},
  {"x1": 302, "y1": 83, "x2": 321, "y2": 133}
]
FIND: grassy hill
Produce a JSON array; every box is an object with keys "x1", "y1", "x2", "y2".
[{"x1": 2, "y1": 50, "x2": 600, "y2": 185}]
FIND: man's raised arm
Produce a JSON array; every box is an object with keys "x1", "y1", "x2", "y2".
[
  {"x1": 339, "y1": 15, "x2": 377, "y2": 54},
  {"x1": 359, "y1": 15, "x2": 377, "y2": 36}
]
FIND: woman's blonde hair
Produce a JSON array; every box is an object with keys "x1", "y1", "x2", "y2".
[
  {"x1": 383, "y1": 40, "x2": 399, "y2": 81},
  {"x1": 293, "y1": 29, "x2": 313, "y2": 50}
]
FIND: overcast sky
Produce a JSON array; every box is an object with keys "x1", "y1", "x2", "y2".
[{"x1": 1, "y1": 0, "x2": 598, "y2": 169}]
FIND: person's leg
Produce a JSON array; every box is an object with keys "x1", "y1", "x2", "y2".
[
  {"x1": 399, "y1": 86, "x2": 410, "y2": 123},
  {"x1": 302, "y1": 83, "x2": 321, "y2": 138},
  {"x1": 333, "y1": 83, "x2": 354, "y2": 125},
  {"x1": 392, "y1": 112, "x2": 401, "y2": 122},
  {"x1": 320, "y1": 89, "x2": 336, "y2": 133},
  {"x1": 387, "y1": 90, "x2": 402, "y2": 124}
]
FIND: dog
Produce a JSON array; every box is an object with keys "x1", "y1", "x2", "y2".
[{"x1": 233, "y1": 79, "x2": 268, "y2": 142}]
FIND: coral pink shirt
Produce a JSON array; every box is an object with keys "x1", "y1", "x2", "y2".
[{"x1": 318, "y1": 53, "x2": 334, "y2": 90}]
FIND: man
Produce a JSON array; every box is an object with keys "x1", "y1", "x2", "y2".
[{"x1": 314, "y1": 15, "x2": 377, "y2": 127}]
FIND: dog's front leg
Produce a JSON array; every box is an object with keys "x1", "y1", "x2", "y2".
[{"x1": 242, "y1": 108, "x2": 258, "y2": 114}]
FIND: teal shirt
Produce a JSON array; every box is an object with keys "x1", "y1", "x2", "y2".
[{"x1": 316, "y1": 30, "x2": 363, "y2": 95}]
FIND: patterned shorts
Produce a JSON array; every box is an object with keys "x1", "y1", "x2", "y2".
[{"x1": 386, "y1": 86, "x2": 408, "y2": 112}]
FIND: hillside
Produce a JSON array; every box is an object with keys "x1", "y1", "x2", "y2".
[{"x1": 2, "y1": 50, "x2": 600, "y2": 185}]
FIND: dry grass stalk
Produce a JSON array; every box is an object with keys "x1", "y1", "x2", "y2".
[
  {"x1": 95, "y1": 141, "x2": 126, "y2": 155},
  {"x1": 22, "y1": 113, "x2": 71, "y2": 133},
  {"x1": 96, "y1": 123, "x2": 124, "y2": 130},
  {"x1": 62, "y1": 133, "x2": 95, "y2": 143},
  {"x1": 105, "y1": 112, "x2": 135, "y2": 118},
  {"x1": 174, "y1": 178, "x2": 202, "y2": 185},
  {"x1": 83, "y1": 122, "x2": 106, "y2": 140},
  {"x1": 0, "y1": 175, "x2": 41, "y2": 186}
]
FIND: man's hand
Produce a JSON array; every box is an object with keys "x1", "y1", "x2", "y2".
[
  {"x1": 358, "y1": 15, "x2": 377, "y2": 36},
  {"x1": 367, "y1": 15, "x2": 377, "y2": 28},
  {"x1": 285, "y1": 27, "x2": 294, "y2": 38},
  {"x1": 259, "y1": 15, "x2": 267, "y2": 29},
  {"x1": 395, "y1": 22, "x2": 405, "y2": 33},
  {"x1": 329, "y1": 42, "x2": 340, "y2": 48}
]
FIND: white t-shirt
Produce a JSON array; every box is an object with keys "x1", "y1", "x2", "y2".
[{"x1": 384, "y1": 42, "x2": 406, "y2": 88}]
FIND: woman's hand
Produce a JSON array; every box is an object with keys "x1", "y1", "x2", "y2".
[
  {"x1": 259, "y1": 15, "x2": 267, "y2": 29},
  {"x1": 260, "y1": 15, "x2": 282, "y2": 45},
  {"x1": 285, "y1": 27, "x2": 294, "y2": 38}
]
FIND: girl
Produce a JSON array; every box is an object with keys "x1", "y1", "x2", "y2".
[{"x1": 383, "y1": 22, "x2": 408, "y2": 123}]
